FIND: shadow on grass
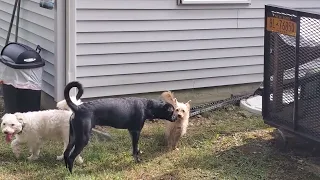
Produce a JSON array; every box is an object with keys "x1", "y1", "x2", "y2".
[{"x1": 176, "y1": 130, "x2": 320, "y2": 180}]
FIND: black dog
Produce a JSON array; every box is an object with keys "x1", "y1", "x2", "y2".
[{"x1": 63, "y1": 81, "x2": 177, "y2": 173}]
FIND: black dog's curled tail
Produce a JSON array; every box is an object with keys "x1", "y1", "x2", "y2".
[{"x1": 64, "y1": 81, "x2": 84, "y2": 112}]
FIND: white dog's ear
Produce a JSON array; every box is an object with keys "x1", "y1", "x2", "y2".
[{"x1": 14, "y1": 113, "x2": 24, "y2": 124}]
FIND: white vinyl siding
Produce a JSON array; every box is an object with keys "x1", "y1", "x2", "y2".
[{"x1": 76, "y1": 0, "x2": 320, "y2": 98}]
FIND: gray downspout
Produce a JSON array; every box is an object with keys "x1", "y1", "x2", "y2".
[
  {"x1": 54, "y1": 0, "x2": 66, "y2": 101},
  {"x1": 65, "y1": 0, "x2": 77, "y2": 97}
]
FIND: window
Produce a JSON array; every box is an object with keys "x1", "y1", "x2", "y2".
[{"x1": 179, "y1": 0, "x2": 251, "y2": 5}]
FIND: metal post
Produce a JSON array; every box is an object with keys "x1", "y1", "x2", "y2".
[
  {"x1": 5, "y1": 0, "x2": 19, "y2": 45},
  {"x1": 293, "y1": 15, "x2": 301, "y2": 131},
  {"x1": 15, "y1": 0, "x2": 21, "y2": 43},
  {"x1": 263, "y1": 5, "x2": 271, "y2": 118}
]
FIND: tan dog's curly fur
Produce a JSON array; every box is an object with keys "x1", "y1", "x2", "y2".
[{"x1": 162, "y1": 91, "x2": 191, "y2": 150}]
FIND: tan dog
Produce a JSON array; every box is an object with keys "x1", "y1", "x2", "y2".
[{"x1": 162, "y1": 91, "x2": 191, "y2": 150}]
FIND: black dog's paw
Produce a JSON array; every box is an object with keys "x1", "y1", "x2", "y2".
[
  {"x1": 135, "y1": 158, "x2": 142, "y2": 163},
  {"x1": 134, "y1": 155, "x2": 142, "y2": 163}
]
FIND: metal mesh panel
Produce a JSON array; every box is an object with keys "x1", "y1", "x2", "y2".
[
  {"x1": 263, "y1": 5, "x2": 320, "y2": 142},
  {"x1": 266, "y1": 10, "x2": 297, "y2": 127},
  {"x1": 268, "y1": 32, "x2": 296, "y2": 126},
  {"x1": 297, "y1": 17, "x2": 320, "y2": 138}
]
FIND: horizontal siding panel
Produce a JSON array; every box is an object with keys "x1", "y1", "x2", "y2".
[
  {"x1": 42, "y1": 71, "x2": 54, "y2": 87},
  {"x1": 238, "y1": 9, "x2": 264, "y2": 18},
  {"x1": 238, "y1": 18, "x2": 263, "y2": 28},
  {"x1": 79, "y1": 64, "x2": 263, "y2": 87},
  {"x1": 77, "y1": 0, "x2": 320, "y2": 10},
  {"x1": 0, "y1": 16, "x2": 54, "y2": 42},
  {"x1": 77, "y1": 9, "x2": 239, "y2": 21},
  {"x1": 77, "y1": 46, "x2": 263, "y2": 66},
  {"x1": 77, "y1": 19, "x2": 238, "y2": 32},
  {"x1": 77, "y1": 28, "x2": 264, "y2": 44},
  {"x1": 77, "y1": 37, "x2": 263, "y2": 55},
  {"x1": 78, "y1": 8, "x2": 320, "y2": 21},
  {"x1": 0, "y1": 2, "x2": 54, "y2": 30},
  {"x1": 81, "y1": 73, "x2": 263, "y2": 98},
  {"x1": 1, "y1": 0, "x2": 54, "y2": 19},
  {"x1": 0, "y1": 36, "x2": 5, "y2": 49},
  {"x1": 42, "y1": 81, "x2": 55, "y2": 97},
  {"x1": 78, "y1": 55, "x2": 263, "y2": 77},
  {"x1": 0, "y1": 28, "x2": 54, "y2": 53},
  {"x1": 43, "y1": 61, "x2": 55, "y2": 76}
]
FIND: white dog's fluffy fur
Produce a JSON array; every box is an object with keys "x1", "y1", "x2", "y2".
[
  {"x1": 0, "y1": 98, "x2": 83, "y2": 163},
  {"x1": 162, "y1": 91, "x2": 191, "y2": 150},
  {"x1": 56, "y1": 96, "x2": 83, "y2": 111}
]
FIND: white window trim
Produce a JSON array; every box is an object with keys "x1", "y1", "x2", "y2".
[{"x1": 179, "y1": 0, "x2": 251, "y2": 5}]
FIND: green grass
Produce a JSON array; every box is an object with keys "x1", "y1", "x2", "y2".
[{"x1": 0, "y1": 106, "x2": 319, "y2": 180}]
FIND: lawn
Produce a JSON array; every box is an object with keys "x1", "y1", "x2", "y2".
[{"x1": 0, "y1": 99, "x2": 319, "y2": 180}]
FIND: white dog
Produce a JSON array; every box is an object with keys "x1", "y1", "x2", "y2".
[{"x1": 0, "y1": 98, "x2": 83, "y2": 163}]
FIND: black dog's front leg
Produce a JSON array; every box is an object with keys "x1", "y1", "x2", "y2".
[{"x1": 129, "y1": 130, "x2": 141, "y2": 163}]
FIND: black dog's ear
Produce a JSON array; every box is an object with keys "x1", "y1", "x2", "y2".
[{"x1": 163, "y1": 103, "x2": 174, "y2": 112}]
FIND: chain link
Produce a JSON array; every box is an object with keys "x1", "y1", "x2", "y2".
[{"x1": 189, "y1": 93, "x2": 253, "y2": 117}]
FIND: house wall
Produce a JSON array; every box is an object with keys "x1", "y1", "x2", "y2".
[
  {"x1": 0, "y1": 0, "x2": 55, "y2": 97},
  {"x1": 76, "y1": 0, "x2": 320, "y2": 99}
]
